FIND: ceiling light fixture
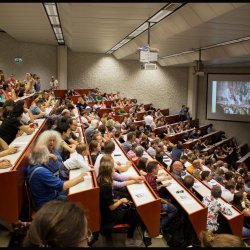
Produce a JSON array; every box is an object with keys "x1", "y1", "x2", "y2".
[
  {"x1": 148, "y1": 10, "x2": 172, "y2": 23},
  {"x1": 44, "y1": 3, "x2": 57, "y2": 16},
  {"x1": 43, "y1": 2, "x2": 65, "y2": 45},
  {"x1": 106, "y1": 2, "x2": 186, "y2": 54},
  {"x1": 49, "y1": 16, "x2": 59, "y2": 25}
]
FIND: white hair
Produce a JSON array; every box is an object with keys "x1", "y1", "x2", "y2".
[
  {"x1": 29, "y1": 145, "x2": 49, "y2": 165},
  {"x1": 90, "y1": 119, "x2": 99, "y2": 128},
  {"x1": 35, "y1": 130, "x2": 62, "y2": 151}
]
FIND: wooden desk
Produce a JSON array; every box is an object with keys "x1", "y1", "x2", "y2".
[
  {"x1": 129, "y1": 120, "x2": 145, "y2": 128},
  {"x1": 124, "y1": 105, "x2": 132, "y2": 113},
  {"x1": 68, "y1": 107, "x2": 100, "y2": 232},
  {"x1": 163, "y1": 114, "x2": 180, "y2": 124},
  {"x1": 75, "y1": 88, "x2": 94, "y2": 96},
  {"x1": 236, "y1": 152, "x2": 250, "y2": 168},
  {"x1": 112, "y1": 138, "x2": 161, "y2": 237},
  {"x1": 104, "y1": 101, "x2": 113, "y2": 108},
  {"x1": 238, "y1": 144, "x2": 249, "y2": 157},
  {"x1": 68, "y1": 169, "x2": 100, "y2": 232},
  {"x1": 70, "y1": 95, "x2": 81, "y2": 104},
  {"x1": 202, "y1": 137, "x2": 234, "y2": 155},
  {"x1": 160, "y1": 109, "x2": 169, "y2": 116},
  {"x1": 112, "y1": 114, "x2": 129, "y2": 123},
  {"x1": 183, "y1": 130, "x2": 223, "y2": 150},
  {"x1": 96, "y1": 108, "x2": 112, "y2": 118},
  {"x1": 143, "y1": 150, "x2": 208, "y2": 237},
  {"x1": 54, "y1": 89, "x2": 68, "y2": 99},
  {"x1": 0, "y1": 105, "x2": 55, "y2": 224},
  {"x1": 167, "y1": 128, "x2": 194, "y2": 144},
  {"x1": 182, "y1": 169, "x2": 244, "y2": 237},
  {"x1": 153, "y1": 119, "x2": 199, "y2": 137},
  {"x1": 144, "y1": 104, "x2": 151, "y2": 111},
  {"x1": 136, "y1": 112, "x2": 145, "y2": 120}
]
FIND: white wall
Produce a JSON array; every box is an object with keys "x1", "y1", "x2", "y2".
[
  {"x1": 0, "y1": 33, "x2": 57, "y2": 90},
  {"x1": 196, "y1": 67, "x2": 250, "y2": 146},
  {"x1": 67, "y1": 51, "x2": 188, "y2": 114}
]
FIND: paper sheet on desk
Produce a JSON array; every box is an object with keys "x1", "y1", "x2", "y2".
[
  {"x1": 193, "y1": 182, "x2": 202, "y2": 189},
  {"x1": 179, "y1": 196, "x2": 194, "y2": 205},
  {"x1": 127, "y1": 183, "x2": 154, "y2": 205},
  {"x1": 11, "y1": 142, "x2": 27, "y2": 147},
  {"x1": 162, "y1": 180, "x2": 178, "y2": 188}
]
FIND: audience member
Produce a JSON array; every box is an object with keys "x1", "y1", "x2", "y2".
[{"x1": 23, "y1": 200, "x2": 90, "y2": 247}]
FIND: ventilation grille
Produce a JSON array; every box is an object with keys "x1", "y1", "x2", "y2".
[{"x1": 142, "y1": 63, "x2": 157, "y2": 70}]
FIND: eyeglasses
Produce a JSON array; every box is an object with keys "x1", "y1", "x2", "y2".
[{"x1": 78, "y1": 230, "x2": 93, "y2": 246}]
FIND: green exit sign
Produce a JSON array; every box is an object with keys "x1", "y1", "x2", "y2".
[{"x1": 15, "y1": 57, "x2": 23, "y2": 63}]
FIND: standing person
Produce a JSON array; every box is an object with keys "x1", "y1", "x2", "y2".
[
  {"x1": 34, "y1": 76, "x2": 41, "y2": 92},
  {"x1": 50, "y1": 76, "x2": 59, "y2": 90},
  {"x1": 97, "y1": 158, "x2": 143, "y2": 247},
  {"x1": 202, "y1": 185, "x2": 232, "y2": 232},
  {"x1": 179, "y1": 105, "x2": 187, "y2": 121},
  {"x1": 144, "y1": 111, "x2": 154, "y2": 131}
]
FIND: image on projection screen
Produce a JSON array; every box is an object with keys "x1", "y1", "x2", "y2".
[
  {"x1": 212, "y1": 81, "x2": 250, "y2": 115},
  {"x1": 207, "y1": 74, "x2": 250, "y2": 122}
]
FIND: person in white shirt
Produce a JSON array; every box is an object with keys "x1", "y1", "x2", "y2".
[
  {"x1": 59, "y1": 143, "x2": 92, "y2": 180},
  {"x1": 94, "y1": 140, "x2": 131, "y2": 176},
  {"x1": 144, "y1": 111, "x2": 154, "y2": 131},
  {"x1": 221, "y1": 182, "x2": 235, "y2": 203},
  {"x1": 220, "y1": 162, "x2": 229, "y2": 173},
  {"x1": 147, "y1": 140, "x2": 158, "y2": 157},
  {"x1": 50, "y1": 76, "x2": 59, "y2": 90},
  {"x1": 201, "y1": 170, "x2": 214, "y2": 189},
  {"x1": 80, "y1": 110, "x2": 90, "y2": 129}
]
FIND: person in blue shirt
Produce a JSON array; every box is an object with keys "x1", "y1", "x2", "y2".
[
  {"x1": 26, "y1": 144, "x2": 87, "y2": 210},
  {"x1": 171, "y1": 143, "x2": 183, "y2": 161}
]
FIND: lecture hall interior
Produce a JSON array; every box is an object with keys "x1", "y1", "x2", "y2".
[{"x1": 0, "y1": 2, "x2": 250, "y2": 248}]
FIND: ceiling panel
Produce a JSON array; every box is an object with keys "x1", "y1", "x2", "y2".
[
  {"x1": 0, "y1": 3, "x2": 56, "y2": 45},
  {"x1": 58, "y1": 3, "x2": 165, "y2": 53},
  {"x1": 1, "y1": 3, "x2": 250, "y2": 67}
]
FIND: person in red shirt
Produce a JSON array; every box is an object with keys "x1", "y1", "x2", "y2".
[
  {"x1": 2, "y1": 83, "x2": 16, "y2": 100},
  {"x1": 145, "y1": 160, "x2": 178, "y2": 235}
]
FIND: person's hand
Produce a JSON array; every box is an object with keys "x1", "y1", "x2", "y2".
[
  {"x1": 0, "y1": 159, "x2": 12, "y2": 169},
  {"x1": 116, "y1": 161, "x2": 121, "y2": 166},
  {"x1": 7, "y1": 147, "x2": 18, "y2": 154},
  {"x1": 16, "y1": 130, "x2": 24, "y2": 137},
  {"x1": 164, "y1": 175, "x2": 172, "y2": 180},
  {"x1": 120, "y1": 198, "x2": 129, "y2": 204},
  {"x1": 126, "y1": 161, "x2": 132, "y2": 167},
  {"x1": 48, "y1": 153, "x2": 57, "y2": 161},
  {"x1": 163, "y1": 182, "x2": 171, "y2": 187},
  {"x1": 135, "y1": 176, "x2": 145, "y2": 183},
  {"x1": 79, "y1": 172, "x2": 88, "y2": 180}
]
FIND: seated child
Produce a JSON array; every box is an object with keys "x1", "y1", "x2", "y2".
[{"x1": 59, "y1": 143, "x2": 92, "y2": 180}]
